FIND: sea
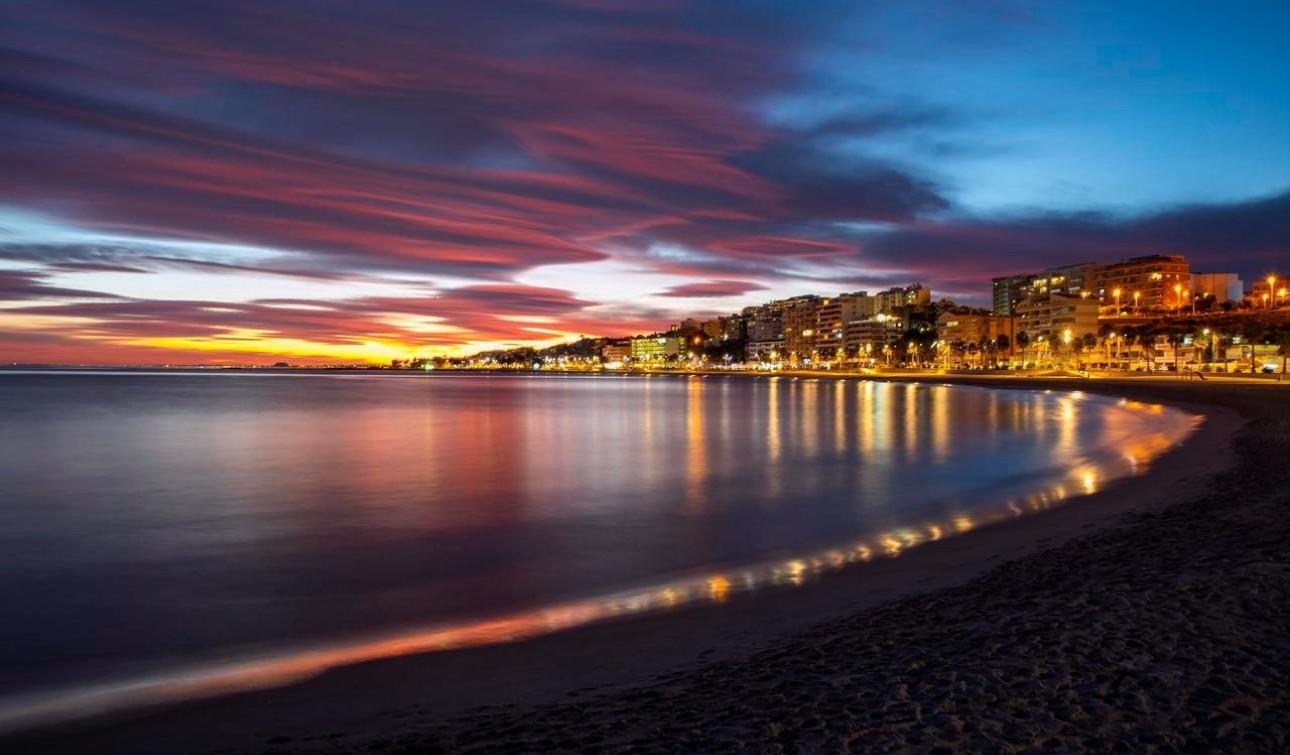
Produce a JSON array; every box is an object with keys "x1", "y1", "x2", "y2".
[{"x1": 0, "y1": 369, "x2": 1198, "y2": 728}]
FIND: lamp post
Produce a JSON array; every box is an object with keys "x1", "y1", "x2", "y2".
[
  {"x1": 1173, "y1": 283, "x2": 1183, "y2": 317},
  {"x1": 1269, "y1": 275, "x2": 1278, "y2": 309},
  {"x1": 1062, "y1": 328, "x2": 1073, "y2": 368},
  {"x1": 1113, "y1": 287, "x2": 1122, "y2": 316},
  {"x1": 1133, "y1": 291, "x2": 1141, "y2": 315}
]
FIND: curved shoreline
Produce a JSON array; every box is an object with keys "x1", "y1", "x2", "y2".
[
  {"x1": 8, "y1": 376, "x2": 1280, "y2": 754},
  {"x1": 0, "y1": 384, "x2": 1198, "y2": 736}
]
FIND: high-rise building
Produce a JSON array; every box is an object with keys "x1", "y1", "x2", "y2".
[
  {"x1": 630, "y1": 336, "x2": 681, "y2": 362},
  {"x1": 781, "y1": 295, "x2": 822, "y2": 361},
  {"x1": 1015, "y1": 293, "x2": 1099, "y2": 343},
  {"x1": 875, "y1": 284, "x2": 930, "y2": 313},
  {"x1": 992, "y1": 274, "x2": 1039, "y2": 316},
  {"x1": 936, "y1": 311, "x2": 1010, "y2": 347},
  {"x1": 1090, "y1": 254, "x2": 1191, "y2": 313},
  {"x1": 1031, "y1": 262, "x2": 1098, "y2": 297},
  {"x1": 816, "y1": 291, "x2": 877, "y2": 347}
]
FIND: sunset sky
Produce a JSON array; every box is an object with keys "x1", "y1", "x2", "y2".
[{"x1": 2, "y1": 0, "x2": 1288, "y2": 364}]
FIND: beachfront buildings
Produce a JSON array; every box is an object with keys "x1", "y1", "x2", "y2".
[
  {"x1": 1248, "y1": 274, "x2": 1287, "y2": 308},
  {"x1": 993, "y1": 254, "x2": 1234, "y2": 320},
  {"x1": 630, "y1": 336, "x2": 681, "y2": 362},
  {"x1": 844, "y1": 313, "x2": 905, "y2": 355},
  {"x1": 1014, "y1": 293, "x2": 1099, "y2": 344},
  {"x1": 937, "y1": 311, "x2": 1011, "y2": 347},
  {"x1": 990, "y1": 266, "x2": 1092, "y2": 317},
  {"x1": 1191, "y1": 272, "x2": 1244, "y2": 307},
  {"x1": 781, "y1": 295, "x2": 822, "y2": 361},
  {"x1": 600, "y1": 339, "x2": 632, "y2": 363},
  {"x1": 739, "y1": 284, "x2": 931, "y2": 362},
  {"x1": 1090, "y1": 254, "x2": 1191, "y2": 314},
  {"x1": 816, "y1": 292, "x2": 880, "y2": 347},
  {"x1": 992, "y1": 274, "x2": 1036, "y2": 317}
]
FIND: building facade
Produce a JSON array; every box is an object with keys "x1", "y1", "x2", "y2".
[
  {"x1": 875, "y1": 283, "x2": 930, "y2": 313},
  {"x1": 1190, "y1": 272, "x2": 1244, "y2": 307},
  {"x1": 991, "y1": 274, "x2": 1038, "y2": 317},
  {"x1": 936, "y1": 311, "x2": 1010, "y2": 347},
  {"x1": 630, "y1": 336, "x2": 681, "y2": 362},
  {"x1": 1014, "y1": 293, "x2": 1099, "y2": 344},
  {"x1": 600, "y1": 339, "x2": 632, "y2": 363},
  {"x1": 1090, "y1": 254, "x2": 1191, "y2": 313},
  {"x1": 781, "y1": 295, "x2": 822, "y2": 361},
  {"x1": 843, "y1": 313, "x2": 904, "y2": 353},
  {"x1": 816, "y1": 291, "x2": 878, "y2": 349}
]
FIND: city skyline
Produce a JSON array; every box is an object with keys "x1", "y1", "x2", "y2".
[{"x1": 3, "y1": 1, "x2": 1289, "y2": 364}]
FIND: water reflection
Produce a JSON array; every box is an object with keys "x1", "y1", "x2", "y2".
[
  {"x1": 0, "y1": 396, "x2": 1198, "y2": 732},
  {"x1": 0, "y1": 373, "x2": 1201, "y2": 732}
]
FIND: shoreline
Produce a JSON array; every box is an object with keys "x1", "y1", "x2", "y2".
[{"x1": 7, "y1": 376, "x2": 1283, "y2": 754}]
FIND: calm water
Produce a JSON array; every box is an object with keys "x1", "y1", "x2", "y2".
[{"x1": 0, "y1": 371, "x2": 1197, "y2": 726}]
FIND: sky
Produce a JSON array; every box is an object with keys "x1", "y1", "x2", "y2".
[{"x1": 2, "y1": 0, "x2": 1288, "y2": 364}]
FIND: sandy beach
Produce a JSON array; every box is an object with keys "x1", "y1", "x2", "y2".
[{"x1": 6, "y1": 376, "x2": 1288, "y2": 754}]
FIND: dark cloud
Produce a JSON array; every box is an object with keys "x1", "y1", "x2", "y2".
[
  {"x1": 658, "y1": 280, "x2": 770, "y2": 298},
  {"x1": 848, "y1": 189, "x2": 1290, "y2": 298},
  {"x1": 0, "y1": 270, "x2": 123, "y2": 301}
]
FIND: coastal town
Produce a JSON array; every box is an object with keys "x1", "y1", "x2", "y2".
[{"x1": 401, "y1": 254, "x2": 1290, "y2": 375}]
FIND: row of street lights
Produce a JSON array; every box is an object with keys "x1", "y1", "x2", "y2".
[{"x1": 1110, "y1": 275, "x2": 1287, "y2": 316}]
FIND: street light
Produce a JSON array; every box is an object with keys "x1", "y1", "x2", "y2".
[
  {"x1": 1133, "y1": 291, "x2": 1141, "y2": 314},
  {"x1": 1269, "y1": 275, "x2": 1278, "y2": 309},
  {"x1": 1173, "y1": 283, "x2": 1183, "y2": 317},
  {"x1": 1113, "y1": 287, "x2": 1122, "y2": 316}
]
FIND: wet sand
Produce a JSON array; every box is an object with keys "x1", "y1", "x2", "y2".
[{"x1": 7, "y1": 377, "x2": 1288, "y2": 754}]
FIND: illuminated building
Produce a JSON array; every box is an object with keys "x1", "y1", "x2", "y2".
[
  {"x1": 816, "y1": 292, "x2": 879, "y2": 348},
  {"x1": 843, "y1": 313, "x2": 904, "y2": 352},
  {"x1": 780, "y1": 295, "x2": 822, "y2": 361},
  {"x1": 1015, "y1": 293, "x2": 1099, "y2": 343},
  {"x1": 992, "y1": 274, "x2": 1039, "y2": 317},
  {"x1": 630, "y1": 336, "x2": 681, "y2": 362},
  {"x1": 875, "y1": 283, "x2": 930, "y2": 312},
  {"x1": 1090, "y1": 254, "x2": 1191, "y2": 312},
  {"x1": 936, "y1": 311, "x2": 1010, "y2": 346},
  {"x1": 600, "y1": 339, "x2": 632, "y2": 363}
]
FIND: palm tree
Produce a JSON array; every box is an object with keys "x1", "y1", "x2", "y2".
[
  {"x1": 1275, "y1": 321, "x2": 1290, "y2": 379},
  {"x1": 995, "y1": 334, "x2": 1010, "y2": 367}
]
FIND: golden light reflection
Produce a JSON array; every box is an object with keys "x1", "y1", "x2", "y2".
[
  {"x1": 931, "y1": 386, "x2": 949, "y2": 463},
  {"x1": 685, "y1": 377, "x2": 706, "y2": 509},
  {"x1": 766, "y1": 379, "x2": 781, "y2": 464},
  {"x1": 0, "y1": 389, "x2": 1205, "y2": 736},
  {"x1": 903, "y1": 383, "x2": 918, "y2": 456}
]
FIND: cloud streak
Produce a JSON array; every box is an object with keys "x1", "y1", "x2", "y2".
[{"x1": 0, "y1": 0, "x2": 1286, "y2": 362}]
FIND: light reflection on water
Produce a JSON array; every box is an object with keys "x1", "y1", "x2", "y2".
[{"x1": 0, "y1": 372, "x2": 1199, "y2": 730}]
